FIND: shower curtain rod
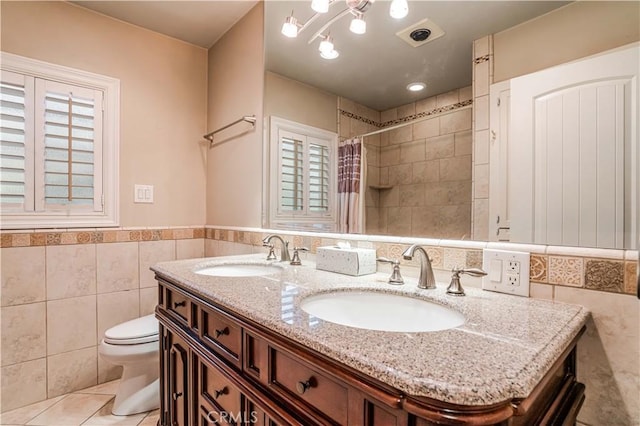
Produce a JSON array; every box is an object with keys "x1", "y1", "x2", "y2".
[{"x1": 356, "y1": 104, "x2": 472, "y2": 139}]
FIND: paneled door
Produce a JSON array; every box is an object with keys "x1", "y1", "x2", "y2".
[{"x1": 509, "y1": 43, "x2": 639, "y2": 249}]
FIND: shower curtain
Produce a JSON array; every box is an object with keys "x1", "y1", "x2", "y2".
[{"x1": 338, "y1": 137, "x2": 366, "y2": 233}]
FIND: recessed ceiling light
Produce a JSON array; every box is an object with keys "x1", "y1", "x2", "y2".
[
  {"x1": 407, "y1": 82, "x2": 426, "y2": 92},
  {"x1": 321, "y1": 49, "x2": 339, "y2": 60}
]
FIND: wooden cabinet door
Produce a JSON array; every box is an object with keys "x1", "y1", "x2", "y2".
[{"x1": 167, "y1": 330, "x2": 190, "y2": 426}]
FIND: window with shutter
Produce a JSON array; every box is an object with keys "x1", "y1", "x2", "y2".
[
  {"x1": 0, "y1": 52, "x2": 119, "y2": 228},
  {"x1": 269, "y1": 116, "x2": 337, "y2": 231}
]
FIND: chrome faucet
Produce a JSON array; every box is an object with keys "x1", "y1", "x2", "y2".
[
  {"x1": 262, "y1": 234, "x2": 291, "y2": 262},
  {"x1": 402, "y1": 244, "x2": 436, "y2": 289}
]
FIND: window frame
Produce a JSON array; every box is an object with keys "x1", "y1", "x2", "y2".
[
  {"x1": 268, "y1": 116, "x2": 338, "y2": 232},
  {"x1": 1, "y1": 52, "x2": 120, "y2": 229}
]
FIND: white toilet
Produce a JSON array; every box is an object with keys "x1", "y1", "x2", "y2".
[{"x1": 99, "y1": 314, "x2": 160, "y2": 416}]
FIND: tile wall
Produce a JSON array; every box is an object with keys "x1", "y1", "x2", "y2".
[
  {"x1": 339, "y1": 89, "x2": 473, "y2": 239},
  {"x1": 0, "y1": 227, "x2": 205, "y2": 412}
]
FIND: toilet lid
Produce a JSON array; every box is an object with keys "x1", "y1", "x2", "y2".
[{"x1": 104, "y1": 314, "x2": 159, "y2": 345}]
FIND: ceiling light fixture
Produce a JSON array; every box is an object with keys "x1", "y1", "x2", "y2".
[
  {"x1": 349, "y1": 12, "x2": 366, "y2": 34},
  {"x1": 407, "y1": 82, "x2": 426, "y2": 92},
  {"x1": 390, "y1": 0, "x2": 409, "y2": 19},
  {"x1": 281, "y1": 15, "x2": 300, "y2": 38},
  {"x1": 281, "y1": 0, "x2": 400, "y2": 59},
  {"x1": 311, "y1": 0, "x2": 331, "y2": 13}
]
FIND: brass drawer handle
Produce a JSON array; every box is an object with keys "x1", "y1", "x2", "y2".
[
  {"x1": 215, "y1": 327, "x2": 229, "y2": 338},
  {"x1": 173, "y1": 300, "x2": 186, "y2": 308},
  {"x1": 172, "y1": 391, "x2": 183, "y2": 400},
  {"x1": 214, "y1": 386, "x2": 228, "y2": 399},
  {"x1": 295, "y1": 377, "x2": 315, "y2": 395}
]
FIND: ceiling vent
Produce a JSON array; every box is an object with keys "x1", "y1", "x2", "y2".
[{"x1": 396, "y1": 18, "x2": 445, "y2": 48}]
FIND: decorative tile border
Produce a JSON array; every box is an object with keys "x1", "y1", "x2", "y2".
[
  {"x1": 0, "y1": 226, "x2": 205, "y2": 248},
  {"x1": 339, "y1": 100, "x2": 473, "y2": 130},
  {"x1": 473, "y1": 54, "x2": 491, "y2": 64}
]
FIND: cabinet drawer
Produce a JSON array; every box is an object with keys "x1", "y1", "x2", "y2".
[
  {"x1": 201, "y1": 306, "x2": 242, "y2": 367},
  {"x1": 166, "y1": 286, "x2": 190, "y2": 325},
  {"x1": 199, "y1": 359, "x2": 242, "y2": 421},
  {"x1": 270, "y1": 348, "x2": 348, "y2": 425}
]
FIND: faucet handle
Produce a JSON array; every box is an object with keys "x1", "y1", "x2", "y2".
[
  {"x1": 376, "y1": 257, "x2": 404, "y2": 285},
  {"x1": 447, "y1": 268, "x2": 487, "y2": 296},
  {"x1": 263, "y1": 243, "x2": 277, "y2": 261},
  {"x1": 290, "y1": 247, "x2": 309, "y2": 265}
]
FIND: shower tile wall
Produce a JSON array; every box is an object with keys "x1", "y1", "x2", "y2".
[
  {"x1": 0, "y1": 230, "x2": 205, "y2": 412},
  {"x1": 365, "y1": 87, "x2": 473, "y2": 237}
]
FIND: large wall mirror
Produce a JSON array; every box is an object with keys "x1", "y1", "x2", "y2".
[{"x1": 263, "y1": 0, "x2": 638, "y2": 250}]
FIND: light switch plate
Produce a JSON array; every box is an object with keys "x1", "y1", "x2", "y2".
[
  {"x1": 134, "y1": 184, "x2": 154, "y2": 203},
  {"x1": 482, "y1": 249, "x2": 530, "y2": 297}
]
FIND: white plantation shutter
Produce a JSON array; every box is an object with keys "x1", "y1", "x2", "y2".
[
  {"x1": 280, "y1": 134, "x2": 304, "y2": 211},
  {"x1": 1, "y1": 52, "x2": 119, "y2": 228},
  {"x1": 308, "y1": 139, "x2": 330, "y2": 212},
  {"x1": 0, "y1": 70, "x2": 34, "y2": 210},
  {"x1": 34, "y1": 80, "x2": 103, "y2": 211},
  {"x1": 272, "y1": 118, "x2": 336, "y2": 231}
]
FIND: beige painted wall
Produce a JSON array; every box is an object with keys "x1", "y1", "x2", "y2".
[
  {"x1": 494, "y1": 1, "x2": 640, "y2": 82},
  {"x1": 206, "y1": 3, "x2": 264, "y2": 227},
  {"x1": 0, "y1": 1, "x2": 208, "y2": 227},
  {"x1": 264, "y1": 71, "x2": 338, "y2": 133}
]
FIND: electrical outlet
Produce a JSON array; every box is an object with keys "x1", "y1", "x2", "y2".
[{"x1": 482, "y1": 249, "x2": 530, "y2": 297}]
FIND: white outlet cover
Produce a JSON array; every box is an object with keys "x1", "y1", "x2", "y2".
[
  {"x1": 134, "y1": 184, "x2": 154, "y2": 203},
  {"x1": 482, "y1": 249, "x2": 530, "y2": 297}
]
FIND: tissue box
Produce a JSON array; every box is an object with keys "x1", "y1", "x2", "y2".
[{"x1": 316, "y1": 246, "x2": 376, "y2": 276}]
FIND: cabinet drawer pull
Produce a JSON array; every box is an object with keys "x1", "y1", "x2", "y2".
[
  {"x1": 172, "y1": 391, "x2": 183, "y2": 400},
  {"x1": 215, "y1": 327, "x2": 229, "y2": 338},
  {"x1": 173, "y1": 300, "x2": 186, "y2": 308},
  {"x1": 296, "y1": 377, "x2": 315, "y2": 395},
  {"x1": 214, "y1": 386, "x2": 228, "y2": 399}
]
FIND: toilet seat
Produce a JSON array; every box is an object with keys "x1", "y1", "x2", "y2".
[{"x1": 104, "y1": 314, "x2": 159, "y2": 345}]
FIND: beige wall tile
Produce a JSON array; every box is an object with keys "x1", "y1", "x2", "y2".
[
  {"x1": 474, "y1": 95, "x2": 490, "y2": 130},
  {"x1": 473, "y1": 198, "x2": 489, "y2": 241},
  {"x1": 413, "y1": 117, "x2": 439, "y2": 139},
  {"x1": 397, "y1": 103, "x2": 415, "y2": 119},
  {"x1": 1, "y1": 303, "x2": 46, "y2": 366},
  {"x1": 425, "y1": 134, "x2": 455, "y2": 160},
  {"x1": 584, "y1": 260, "x2": 624, "y2": 293},
  {"x1": 554, "y1": 287, "x2": 639, "y2": 425},
  {"x1": 399, "y1": 140, "x2": 426, "y2": 164},
  {"x1": 425, "y1": 181, "x2": 471, "y2": 206},
  {"x1": 1, "y1": 246, "x2": 46, "y2": 307},
  {"x1": 529, "y1": 283, "x2": 553, "y2": 300},
  {"x1": 204, "y1": 239, "x2": 218, "y2": 257},
  {"x1": 98, "y1": 356, "x2": 122, "y2": 385},
  {"x1": 530, "y1": 254, "x2": 548, "y2": 283},
  {"x1": 474, "y1": 61, "x2": 490, "y2": 97},
  {"x1": 386, "y1": 207, "x2": 412, "y2": 236},
  {"x1": 176, "y1": 239, "x2": 205, "y2": 260},
  {"x1": 443, "y1": 248, "x2": 467, "y2": 270},
  {"x1": 459, "y1": 86, "x2": 472, "y2": 102},
  {"x1": 97, "y1": 242, "x2": 139, "y2": 293},
  {"x1": 380, "y1": 108, "x2": 397, "y2": 123},
  {"x1": 139, "y1": 240, "x2": 176, "y2": 288},
  {"x1": 474, "y1": 164, "x2": 490, "y2": 198},
  {"x1": 97, "y1": 290, "x2": 140, "y2": 342},
  {"x1": 454, "y1": 130, "x2": 472, "y2": 156},
  {"x1": 140, "y1": 287, "x2": 158, "y2": 316},
  {"x1": 389, "y1": 125, "x2": 413, "y2": 144},
  {"x1": 440, "y1": 155, "x2": 472, "y2": 182},
  {"x1": 474, "y1": 36, "x2": 490, "y2": 58},
  {"x1": 379, "y1": 186, "x2": 399, "y2": 208},
  {"x1": 47, "y1": 295, "x2": 97, "y2": 355},
  {"x1": 412, "y1": 160, "x2": 439, "y2": 184},
  {"x1": 380, "y1": 145, "x2": 400, "y2": 167},
  {"x1": 440, "y1": 109, "x2": 471, "y2": 134},
  {"x1": 47, "y1": 347, "x2": 97, "y2": 398},
  {"x1": 436, "y1": 90, "x2": 459, "y2": 107},
  {"x1": 1, "y1": 358, "x2": 47, "y2": 412},
  {"x1": 388, "y1": 164, "x2": 412, "y2": 185},
  {"x1": 399, "y1": 184, "x2": 425, "y2": 207},
  {"x1": 46, "y1": 244, "x2": 96, "y2": 300},
  {"x1": 474, "y1": 129, "x2": 490, "y2": 165}
]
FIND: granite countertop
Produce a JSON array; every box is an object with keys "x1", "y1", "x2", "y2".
[{"x1": 151, "y1": 253, "x2": 590, "y2": 407}]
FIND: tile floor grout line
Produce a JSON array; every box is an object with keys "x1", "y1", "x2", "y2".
[
  {"x1": 18, "y1": 394, "x2": 70, "y2": 426},
  {"x1": 79, "y1": 396, "x2": 115, "y2": 426}
]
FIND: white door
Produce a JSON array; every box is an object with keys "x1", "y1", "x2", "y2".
[{"x1": 509, "y1": 43, "x2": 638, "y2": 249}]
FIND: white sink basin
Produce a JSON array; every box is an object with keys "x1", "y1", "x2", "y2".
[
  {"x1": 195, "y1": 263, "x2": 282, "y2": 277},
  {"x1": 301, "y1": 291, "x2": 465, "y2": 332}
]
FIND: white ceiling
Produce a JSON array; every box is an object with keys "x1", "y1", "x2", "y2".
[
  {"x1": 72, "y1": 0, "x2": 258, "y2": 48},
  {"x1": 71, "y1": 0, "x2": 570, "y2": 110}
]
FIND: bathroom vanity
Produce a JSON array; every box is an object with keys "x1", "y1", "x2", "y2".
[{"x1": 152, "y1": 254, "x2": 588, "y2": 425}]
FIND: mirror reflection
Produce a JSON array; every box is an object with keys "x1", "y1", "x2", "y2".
[{"x1": 263, "y1": 1, "x2": 638, "y2": 249}]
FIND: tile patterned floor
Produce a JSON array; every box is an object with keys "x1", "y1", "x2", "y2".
[{"x1": 0, "y1": 380, "x2": 159, "y2": 425}]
